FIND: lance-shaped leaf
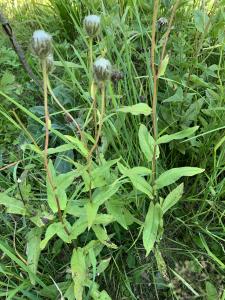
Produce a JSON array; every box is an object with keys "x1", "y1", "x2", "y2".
[
  {"x1": 26, "y1": 227, "x2": 43, "y2": 285},
  {"x1": 143, "y1": 202, "x2": 162, "y2": 256},
  {"x1": 118, "y1": 103, "x2": 152, "y2": 116},
  {"x1": 157, "y1": 126, "x2": 199, "y2": 144},
  {"x1": 162, "y1": 183, "x2": 184, "y2": 214},
  {"x1": 139, "y1": 124, "x2": 159, "y2": 162},
  {"x1": 0, "y1": 193, "x2": 26, "y2": 215},
  {"x1": 71, "y1": 247, "x2": 87, "y2": 300},
  {"x1": 156, "y1": 167, "x2": 204, "y2": 190}
]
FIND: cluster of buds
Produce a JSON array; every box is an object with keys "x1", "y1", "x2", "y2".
[
  {"x1": 157, "y1": 17, "x2": 168, "y2": 31},
  {"x1": 32, "y1": 29, "x2": 54, "y2": 72}
]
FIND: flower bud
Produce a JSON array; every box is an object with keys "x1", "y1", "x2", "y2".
[
  {"x1": 157, "y1": 17, "x2": 168, "y2": 31},
  {"x1": 93, "y1": 58, "x2": 112, "y2": 82},
  {"x1": 46, "y1": 53, "x2": 55, "y2": 73},
  {"x1": 32, "y1": 30, "x2": 52, "y2": 59},
  {"x1": 84, "y1": 15, "x2": 101, "y2": 38}
]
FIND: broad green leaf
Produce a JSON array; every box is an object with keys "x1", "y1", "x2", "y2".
[
  {"x1": 156, "y1": 167, "x2": 204, "y2": 189},
  {"x1": 47, "y1": 144, "x2": 75, "y2": 155},
  {"x1": 94, "y1": 214, "x2": 114, "y2": 225},
  {"x1": 162, "y1": 183, "x2": 184, "y2": 213},
  {"x1": 86, "y1": 202, "x2": 99, "y2": 229},
  {"x1": 139, "y1": 124, "x2": 159, "y2": 162},
  {"x1": 82, "y1": 159, "x2": 119, "y2": 192},
  {"x1": 0, "y1": 193, "x2": 26, "y2": 215},
  {"x1": 70, "y1": 217, "x2": 88, "y2": 240},
  {"x1": 65, "y1": 135, "x2": 88, "y2": 157},
  {"x1": 1, "y1": 72, "x2": 15, "y2": 86},
  {"x1": 158, "y1": 54, "x2": 169, "y2": 77},
  {"x1": 157, "y1": 126, "x2": 199, "y2": 144},
  {"x1": 93, "y1": 183, "x2": 120, "y2": 206},
  {"x1": 97, "y1": 258, "x2": 111, "y2": 275},
  {"x1": 92, "y1": 225, "x2": 117, "y2": 249},
  {"x1": 88, "y1": 247, "x2": 97, "y2": 281},
  {"x1": 163, "y1": 87, "x2": 183, "y2": 103},
  {"x1": 117, "y1": 163, "x2": 151, "y2": 177},
  {"x1": 194, "y1": 9, "x2": 209, "y2": 33},
  {"x1": 106, "y1": 200, "x2": 128, "y2": 229},
  {"x1": 40, "y1": 222, "x2": 71, "y2": 250},
  {"x1": 117, "y1": 162, "x2": 152, "y2": 198},
  {"x1": 206, "y1": 281, "x2": 218, "y2": 300},
  {"x1": 71, "y1": 248, "x2": 86, "y2": 300},
  {"x1": 143, "y1": 203, "x2": 162, "y2": 256},
  {"x1": 129, "y1": 174, "x2": 153, "y2": 198},
  {"x1": 56, "y1": 170, "x2": 77, "y2": 191},
  {"x1": 26, "y1": 227, "x2": 43, "y2": 285},
  {"x1": 47, "y1": 162, "x2": 77, "y2": 213},
  {"x1": 118, "y1": 103, "x2": 152, "y2": 116},
  {"x1": 129, "y1": 166, "x2": 152, "y2": 176}
]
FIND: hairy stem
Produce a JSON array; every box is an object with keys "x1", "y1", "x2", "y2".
[
  {"x1": 87, "y1": 83, "x2": 106, "y2": 201},
  {"x1": 42, "y1": 59, "x2": 69, "y2": 235},
  {"x1": 151, "y1": 0, "x2": 159, "y2": 190}
]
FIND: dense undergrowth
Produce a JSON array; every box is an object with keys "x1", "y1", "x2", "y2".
[{"x1": 0, "y1": 0, "x2": 225, "y2": 299}]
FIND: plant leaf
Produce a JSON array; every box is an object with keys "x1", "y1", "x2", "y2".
[
  {"x1": 92, "y1": 225, "x2": 117, "y2": 249},
  {"x1": 143, "y1": 202, "x2": 162, "y2": 256},
  {"x1": 139, "y1": 124, "x2": 159, "y2": 162},
  {"x1": 26, "y1": 227, "x2": 43, "y2": 285},
  {"x1": 156, "y1": 167, "x2": 204, "y2": 189},
  {"x1": 157, "y1": 126, "x2": 199, "y2": 144},
  {"x1": 40, "y1": 222, "x2": 71, "y2": 250},
  {"x1": 194, "y1": 9, "x2": 209, "y2": 33},
  {"x1": 71, "y1": 247, "x2": 86, "y2": 300},
  {"x1": 0, "y1": 193, "x2": 26, "y2": 215},
  {"x1": 70, "y1": 217, "x2": 88, "y2": 240},
  {"x1": 118, "y1": 103, "x2": 152, "y2": 116},
  {"x1": 158, "y1": 54, "x2": 169, "y2": 77},
  {"x1": 65, "y1": 135, "x2": 88, "y2": 157},
  {"x1": 163, "y1": 87, "x2": 183, "y2": 103},
  {"x1": 129, "y1": 174, "x2": 153, "y2": 198},
  {"x1": 162, "y1": 183, "x2": 184, "y2": 213},
  {"x1": 205, "y1": 281, "x2": 218, "y2": 300}
]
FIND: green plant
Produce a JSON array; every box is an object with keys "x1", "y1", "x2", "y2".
[{"x1": 0, "y1": 0, "x2": 224, "y2": 299}]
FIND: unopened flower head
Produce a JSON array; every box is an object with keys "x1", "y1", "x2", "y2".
[
  {"x1": 157, "y1": 17, "x2": 168, "y2": 31},
  {"x1": 93, "y1": 57, "x2": 112, "y2": 82},
  {"x1": 46, "y1": 53, "x2": 55, "y2": 73},
  {"x1": 32, "y1": 30, "x2": 52, "y2": 59},
  {"x1": 84, "y1": 15, "x2": 101, "y2": 37}
]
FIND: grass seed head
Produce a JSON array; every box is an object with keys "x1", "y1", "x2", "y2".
[
  {"x1": 84, "y1": 15, "x2": 101, "y2": 37},
  {"x1": 32, "y1": 30, "x2": 52, "y2": 59}
]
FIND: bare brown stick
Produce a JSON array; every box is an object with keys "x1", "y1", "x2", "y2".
[
  {"x1": 0, "y1": 10, "x2": 42, "y2": 90},
  {"x1": 42, "y1": 60, "x2": 69, "y2": 236}
]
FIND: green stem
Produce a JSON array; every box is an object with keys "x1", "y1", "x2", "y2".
[
  {"x1": 87, "y1": 83, "x2": 106, "y2": 201},
  {"x1": 42, "y1": 59, "x2": 69, "y2": 236}
]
